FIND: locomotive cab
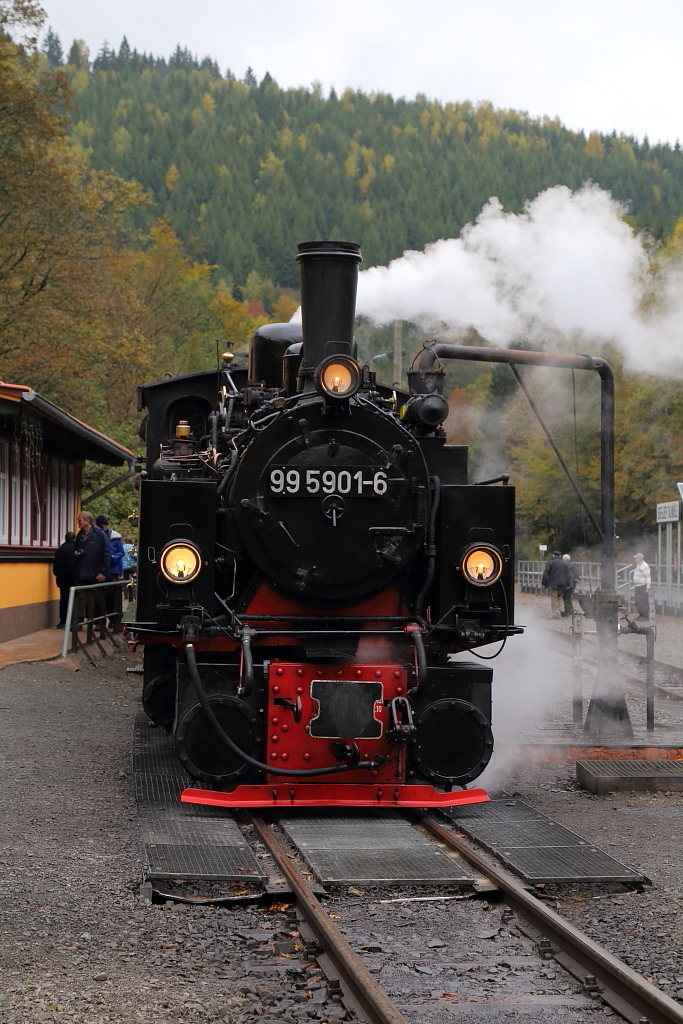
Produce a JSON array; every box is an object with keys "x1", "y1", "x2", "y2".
[{"x1": 130, "y1": 240, "x2": 521, "y2": 809}]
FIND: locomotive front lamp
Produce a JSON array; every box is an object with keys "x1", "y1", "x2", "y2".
[
  {"x1": 159, "y1": 541, "x2": 201, "y2": 584},
  {"x1": 461, "y1": 545, "x2": 503, "y2": 587},
  {"x1": 316, "y1": 355, "x2": 361, "y2": 399}
]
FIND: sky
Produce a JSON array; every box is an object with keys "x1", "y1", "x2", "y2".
[{"x1": 39, "y1": 0, "x2": 683, "y2": 146}]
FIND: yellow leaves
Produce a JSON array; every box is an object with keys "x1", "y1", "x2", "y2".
[
  {"x1": 258, "y1": 151, "x2": 285, "y2": 184},
  {"x1": 278, "y1": 127, "x2": 293, "y2": 150},
  {"x1": 153, "y1": 108, "x2": 170, "y2": 127},
  {"x1": 360, "y1": 199, "x2": 372, "y2": 220},
  {"x1": 381, "y1": 154, "x2": 395, "y2": 173},
  {"x1": 273, "y1": 293, "x2": 298, "y2": 322},
  {"x1": 165, "y1": 163, "x2": 179, "y2": 191},
  {"x1": 297, "y1": 133, "x2": 306, "y2": 150},
  {"x1": 345, "y1": 141, "x2": 359, "y2": 177},
  {"x1": 111, "y1": 124, "x2": 131, "y2": 156},
  {"x1": 585, "y1": 131, "x2": 604, "y2": 158},
  {"x1": 190, "y1": 107, "x2": 205, "y2": 129},
  {"x1": 653, "y1": 184, "x2": 662, "y2": 204},
  {"x1": 115, "y1": 98, "x2": 133, "y2": 121},
  {"x1": 391, "y1": 124, "x2": 402, "y2": 139},
  {"x1": 201, "y1": 91, "x2": 216, "y2": 116}
]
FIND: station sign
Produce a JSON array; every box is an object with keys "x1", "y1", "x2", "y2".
[
  {"x1": 656, "y1": 501, "x2": 680, "y2": 523},
  {"x1": 538, "y1": 544, "x2": 547, "y2": 552}
]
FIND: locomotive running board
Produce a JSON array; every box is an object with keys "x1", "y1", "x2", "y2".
[{"x1": 181, "y1": 783, "x2": 489, "y2": 809}]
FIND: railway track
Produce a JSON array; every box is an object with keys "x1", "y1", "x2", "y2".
[{"x1": 251, "y1": 810, "x2": 683, "y2": 1024}]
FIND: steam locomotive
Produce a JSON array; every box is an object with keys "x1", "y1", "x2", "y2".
[{"x1": 129, "y1": 241, "x2": 520, "y2": 810}]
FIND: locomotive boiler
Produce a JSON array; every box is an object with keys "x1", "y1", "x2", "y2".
[{"x1": 129, "y1": 241, "x2": 520, "y2": 810}]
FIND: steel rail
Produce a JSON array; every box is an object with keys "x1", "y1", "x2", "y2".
[
  {"x1": 249, "y1": 814, "x2": 409, "y2": 1024},
  {"x1": 419, "y1": 813, "x2": 683, "y2": 1024}
]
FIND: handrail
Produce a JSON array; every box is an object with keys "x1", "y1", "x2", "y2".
[{"x1": 61, "y1": 580, "x2": 131, "y2": 659}]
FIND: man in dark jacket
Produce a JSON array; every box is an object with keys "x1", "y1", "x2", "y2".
[
  {"x1": 52, "y1": 531, "x2": 76, "y2": 627},
  {"x1": 74, "y1": 511, "x2": 110, "y2": 584},
  {"x1": 96, "y1": 514, "x2": 124, "y2": 627},
  {"x1": 541, "y1": 550, "x2": 570, "y2": 619},
  {"x1": 562, "y1": 553, "x2": 577, "y2": 617}
]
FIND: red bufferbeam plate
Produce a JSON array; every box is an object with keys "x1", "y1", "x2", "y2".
[{"x1": 181, "y1": 784, "x2": 489, "y2": 809}]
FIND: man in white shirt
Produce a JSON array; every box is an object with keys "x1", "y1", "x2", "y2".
[{"x1": 632, "y1": 552, "x2": 651, "y2": 621}]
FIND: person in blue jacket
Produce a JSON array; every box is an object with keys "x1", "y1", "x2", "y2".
[{"x1": 96, "y1": 515, "x2": 124, "y2": 627}]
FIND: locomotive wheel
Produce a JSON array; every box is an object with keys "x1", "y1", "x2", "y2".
[
  {"x1": 174, "y1": 695, "x2": 262, "y2": 785},
  {"x1": 142, "y1": 643, "x2": 178, "y2": 730},
  {"x1": 411, "y1": 698, "x2": 493, "y2": 785},
  {"x1": 142, "y1": 675, "x2": 176, "y2": 731}
]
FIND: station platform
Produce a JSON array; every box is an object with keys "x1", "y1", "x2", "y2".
[{"x1": 0, "y1": 626, "x2": 63, "y2": 669}]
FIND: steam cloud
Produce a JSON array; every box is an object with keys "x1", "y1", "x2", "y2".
[{"x1": 355, "y1": 184, "x2": 683, "y2": 374}]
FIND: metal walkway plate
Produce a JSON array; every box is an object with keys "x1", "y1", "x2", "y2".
[
  {"x1": 279, "y1": 813, "x2": 474, "y2": 886},
  {"x1": 133, "y1": 709, "x2": 267, "y2": 882},
  {"x1": 444, "y1": 798, "x2": 645, "y2": 884},
  {"x1": 577, "y1": 758, "x2": 683, "y2": 795}
]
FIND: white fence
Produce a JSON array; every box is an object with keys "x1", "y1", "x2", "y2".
[{"x1": 517, "y1": 560, "x2": 683, "y2": 614}]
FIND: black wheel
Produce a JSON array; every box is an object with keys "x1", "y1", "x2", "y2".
[
  {"x1": 174, "y1": 695, "x2": 262, "y2": 785},
  {"x1": 411, "y1": 699, "x2": 493, "y2": 785}
]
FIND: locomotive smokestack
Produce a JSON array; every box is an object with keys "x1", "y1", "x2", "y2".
[{"x1": 296, "y1": 241, "x2": 362, "y2": 388}]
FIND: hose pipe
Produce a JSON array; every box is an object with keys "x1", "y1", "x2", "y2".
[
  {"x1": 406, "y1": 623, "x2": 427, "y2": 696},
  {"x1": 237, "y1": 627, "x2": 254, "y2": 697},
  {"x1": 185, "y1": 644, "x2": 377, "y2": 778}
]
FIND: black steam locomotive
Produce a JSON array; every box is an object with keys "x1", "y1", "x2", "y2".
[{"x1": 129, "y1": 241, "x2": 519, "y2": 810}]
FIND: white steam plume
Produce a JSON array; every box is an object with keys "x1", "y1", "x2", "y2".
[{"x1": 356, "y1": 184, "x2": 683, "y2": 375}]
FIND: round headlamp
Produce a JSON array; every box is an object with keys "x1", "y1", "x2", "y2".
[
  {"x1": 316, "y1": 355, "x2": 361, "y2": 399},
  {"x1": 460, "y1": 545, "x2": 503, "y2": 587},
  {"x1": 159, "y1": 541, "x2": 201, "y2": 584}
]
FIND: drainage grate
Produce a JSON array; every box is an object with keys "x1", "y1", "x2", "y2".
[
  {"x1": 133, "y1": 709, "x2": 266, "y2": 881},
  {"x1": 279, "y1": 813, "x2": 473, "y2": 885},
  {"x1": 444, "y1": 799, "x2": 645, "y2": 884},
  {"x1": 577, "y1": 759, "x2": 683, "y2": 795}
]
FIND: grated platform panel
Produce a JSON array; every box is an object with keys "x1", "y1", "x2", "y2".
[
  {"x1": 577, "y1": 759, "x2": 683, "y2": 795},
  {"x1": 133, "y1": 709, "x2": 266, "y2": 882},
  {"x1": 444, "y1": 798, "x2": 645, "y2": 884},
  {"x1": 279, "y1": 813, "x2": 473, "y2": 885}
]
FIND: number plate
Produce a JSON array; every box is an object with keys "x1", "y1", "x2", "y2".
[{"x1": 268, "y1": 467, "x2": 388, "y2": 497}]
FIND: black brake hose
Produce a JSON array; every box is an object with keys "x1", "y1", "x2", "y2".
[
  {"x1": 414, "y1": 475, "x2": 441, "y2": 625},
  {"x1": 407, "y1": 627, "x2": 427, "y2": 696},
  {"x1": 217, "y1": 449, "x2": 238, "y2": 498},
  {"x1": 185, "y1": 644, "x2": 377, "y2": 778}
]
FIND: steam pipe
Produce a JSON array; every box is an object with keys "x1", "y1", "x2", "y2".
[
  {"x1": 415, "y1": 342, "x2": 628, "y2": 739},
  {"x1": 414, "y1": 475, "x2": 441, "y2": 624},
  {"x1": 415, "y1": 344, "x2": 615, "y2": 588}
]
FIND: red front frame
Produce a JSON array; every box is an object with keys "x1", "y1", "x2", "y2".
[{"x1": 181, "y1": 783, "x2": 489, "y2": 808}]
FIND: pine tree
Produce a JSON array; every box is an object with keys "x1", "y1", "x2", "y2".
[{"x1": 42, "y1": 26, "x2": 63, "y2": 66}]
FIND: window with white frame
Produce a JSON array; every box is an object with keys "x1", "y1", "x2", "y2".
[
  {"x1": 10, "y1": 443, "x2": 19, "y2": 546},
  {"x1": 0, "y1": 442, "x2": 8, "y2": 545}
]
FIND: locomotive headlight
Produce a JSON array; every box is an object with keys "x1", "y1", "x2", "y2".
[
  {"x1": 316, "y1": 355, "x2": 361, "y2": 399},
  {"x1": 159, "y1": 541, "x2": 201, "y2": 584},
  {"x1": 461, "y1": 545, "x2": 503, "y2": 587}
]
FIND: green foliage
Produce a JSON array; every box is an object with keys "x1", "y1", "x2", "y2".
[{"x1": 51, "y1": 42, "x2": 683, "y2": 291}]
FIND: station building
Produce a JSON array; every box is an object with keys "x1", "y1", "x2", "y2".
[{"x1": 0, "y1": 382, "x2": 134, "y2": 642}]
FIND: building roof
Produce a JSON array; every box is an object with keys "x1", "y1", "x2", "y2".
[{"x1": 0, "y1": 384, "x2": 134, "y2": 468}]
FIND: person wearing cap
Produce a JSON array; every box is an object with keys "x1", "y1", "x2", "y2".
[
  {"x1": 541, "y1": 550, "x2": 570, "y2": 619},
  {"x1": 632, "y1": 552, "x2": 651, "y2": 622},
  {"x1": 96, "y1": 515, "x2": 124, "y2": 627}
]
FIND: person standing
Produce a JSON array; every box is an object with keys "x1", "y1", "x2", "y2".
[
  {"x1": 541, "y1": 550, "x2": 570, "y2": 619},
  {"x1": 632, "y1": 552, "x2": 652, "y2": 622},
  {"x1": 73, "y1": 511, "x2": 110, "y2": 631},
  {"x1": 52, "y1": 531, "x2": 76, "y2": 627},
  {"x1": 96, "y1": 515, "x2": 124, "y2": 627},
  {"x1": 561, "y1": 553, "x2": 577, "y2": 617}
]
